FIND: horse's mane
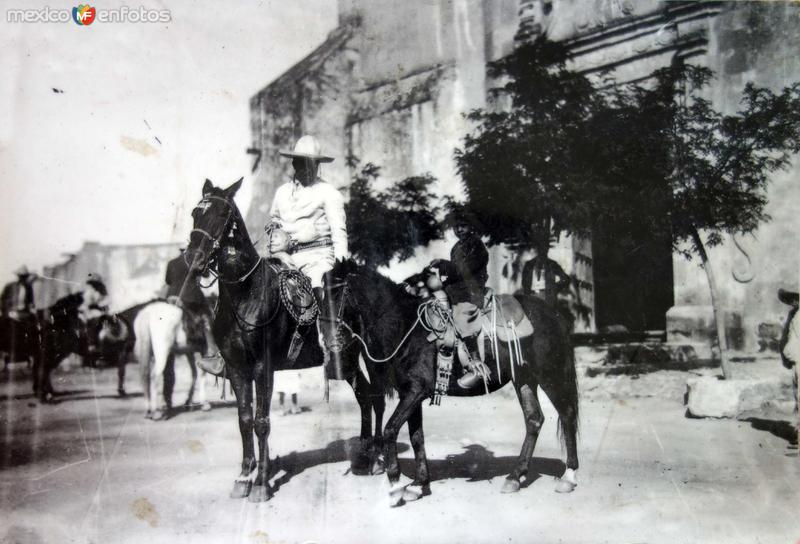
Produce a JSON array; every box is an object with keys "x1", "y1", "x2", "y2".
[{"x1": 330, "y1": 259, "x2": 419, "y2": 320}]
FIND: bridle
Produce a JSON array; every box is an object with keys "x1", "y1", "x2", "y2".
[
  {"x1": 320, "y1": 275, "x2": 433, "y2": 363},
  {"x1": 187, "y1": 194, "x2": 261, "y2": 285}
]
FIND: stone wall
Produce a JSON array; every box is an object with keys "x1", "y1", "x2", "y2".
[
  {"x1": 671, "y1": 2, "x2": 800, "y2": 349},
  {"x1": 248, "y1": 1, "x2": 800, "y2": 342},
  {"x1": 38, "y1": 241, "x2": 181, "y2": 312}
]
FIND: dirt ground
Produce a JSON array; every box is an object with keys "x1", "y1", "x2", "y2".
[{"x1": 1, "y1": 359, "x2": 798, "y2": 544}]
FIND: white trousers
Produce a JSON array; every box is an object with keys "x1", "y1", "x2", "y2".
[{"x1": 286, "y1": 246, "x2": 335, "y2": 289}]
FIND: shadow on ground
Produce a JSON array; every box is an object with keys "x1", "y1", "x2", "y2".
[
  {"x1": 745, "y1": 417, "x2": 798, "y2": 446},
  {"x1": 399, "y1": 444, "x2": 565, "y2": 487}
]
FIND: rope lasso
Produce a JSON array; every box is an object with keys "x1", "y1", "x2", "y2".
[{"x1": 339, "y1": 301, "x2": 440, "y2": 363}]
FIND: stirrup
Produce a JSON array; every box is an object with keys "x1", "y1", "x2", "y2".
[
  {"x1": 457, "y1": 371, "x2": 482, "y2": 389},
  {"x1": 197, "y1": 353, "x2": 225, "y2": 377}
]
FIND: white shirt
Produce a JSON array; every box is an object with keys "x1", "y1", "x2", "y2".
[{"x1": 269, "y1": 178, "x2": 348, "y2": 259}]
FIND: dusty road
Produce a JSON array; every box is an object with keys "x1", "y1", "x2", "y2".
[{"x1": 1, "y1": 361, "x2": 798, "y2": 544}]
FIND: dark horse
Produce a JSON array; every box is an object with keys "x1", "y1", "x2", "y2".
[
  {"x1": 0, "y1": 312, "x2": 39, "y2": 371},
  {"x1": 320, "y1": 260, "x2": 580, "y2": 506},
  {"x1": 85, "y1": 312, "x2": 134, "y2": 396},
  {"x1": 32, "y1": 293, "x2": 87, "y2": 402},
  {"x1": 184, "y1": 179, "x2": 386, "y2": 502}
]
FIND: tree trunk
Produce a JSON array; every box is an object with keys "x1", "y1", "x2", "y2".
[{"x1": 690, "y1": 227, "x2": 732, "y2": 379}]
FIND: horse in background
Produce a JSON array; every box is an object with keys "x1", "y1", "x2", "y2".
[
  {"x1": 84, "y1": 312, "x2": 133, "y2": 396},
  {"x1": 778, "y1": 288, "x2": 800, "y2": 446},
  {"x1": 32, "y1": 293, "x2": 86, "y2": 402},
  {"x1": 320, "y1": 260, "x2": 580, "y2": 506},
  {"x1": 0, "y1": 313, "x2": 39, "y2": 372},
  {"x1": 133, "y1": 301, "x2": 211, "y2": 420},
  {"x1": 183, "y1": 179, "x2": 387, "y2": 502}
]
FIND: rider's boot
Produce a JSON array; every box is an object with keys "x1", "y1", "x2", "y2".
[
  {"x1": 197, "y1": 314, "x2": 225, "y2": 377},
  {"x1": 314, "y1": 287, "x2": 343, "y2": 380},
  {"x1": 457, "y1": 334, "x2": 484, "y2": 389}
]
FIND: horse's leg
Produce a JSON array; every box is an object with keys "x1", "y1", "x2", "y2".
[
  {"x1": 365, "y1": 362, "x2": 386, "y2": 475},
  {"x1": 184, "y1": 353, "x2": 197, "y2": 407},
  {"x1": 501, "y1": 380, "x2": 544, "y2": 493},
  {"x1": 538, "y1": 378, "x2": 580, "y2": 493},
  {"x1": 403, "y1": 404, "x2": 431, "y2": 501},
  {"x1": 196, "y1": 368, "x2": 210, "y2": 411},
  {"x1": 383, "y1": 386, "x2": 428, "y2": 507},
  {"x1": 249, "y1": 364, "x2": 274, "y2": 502},
  {"x1": 349, "y1": 369, "x2": 374, "y2": 474},
  {"x1": 116, "y1": 349, "x2": 127, "y2": 396},
  {"x1": 229, "y1": 373, "x2": 256, "y2": 498},
  {"x1": 148, "y1": 346, "x2": 170, "y2": 420}
]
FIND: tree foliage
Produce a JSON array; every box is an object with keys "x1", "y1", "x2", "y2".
[
  {"x1": 345, "y1": 158, "x2": 442, "y2": 268},
  {"x1": 454, "y1": 39, "x2": 603, "y2": 252}
]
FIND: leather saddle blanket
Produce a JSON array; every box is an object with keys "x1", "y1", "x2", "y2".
[{"x1": 424, "y1": 293, "x2": 533, "y2": 366}]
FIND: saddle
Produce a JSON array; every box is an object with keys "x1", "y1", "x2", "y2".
[{"x1": 424, "y1": 293, "x2": 534, "y2": 366}]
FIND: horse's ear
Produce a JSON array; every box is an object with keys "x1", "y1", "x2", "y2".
[
  {"x1": 225, "y1": 177, "x2": 244, "y2": 196},
  {"x1": 202, "y1": 179, "x2": 214, "y2": 196}
]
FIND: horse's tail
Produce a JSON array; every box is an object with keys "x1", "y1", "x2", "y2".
[
  {"x1": 133, "y1": 310, "x2": 152, "y2": 395},
  {"x1": 516, "y1": 294, "x2": 579, "y2": 450}
]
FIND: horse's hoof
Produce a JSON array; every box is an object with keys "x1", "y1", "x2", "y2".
[
  {"x1": 370, "y1": 458, "x2": 386, "y2": 476},
  {"x1": 402, "y1": 483, "x2": 430, "y2": 502},
  {"x1": 144, "y1": 410, "x2": 152, "y2": 419},
  {"x1": 201, "y1": 402, "x2": 212, "y2": 412},
  {"x1": 150, "y1": 409, "x2": 166, "y2": 421},
  {"x1": 117, "y1": 389, "x2": 127, "y2": 398},
  {"x1": 230, "y1": 480, "x2": 252, "y2": 499},
  {"x1": 500, "y1": 478, "x2": 521, "y2": 494},
  {"x1": 247, "y1": 485, "x2": 272, "y2": 503},
  {"x1": 555, "y1": 478, "x2": 577, "y2": 493},
  {"x1": 388, "y1": 486, "x2": 405, "y2": 508},
  {"x1": 350, "y1": 456, "x2": 371, "y2": 475}
]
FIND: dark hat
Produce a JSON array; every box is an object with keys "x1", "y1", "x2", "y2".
[
  {"x1": 778, "y1": 288, "x2": 799, "y2": 307},
  {"x1": 443, "y1": 208, "x2": 482, "y2": 230}
]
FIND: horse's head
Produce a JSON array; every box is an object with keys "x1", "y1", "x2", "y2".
[
  {"x1": 319, "y1": 259, "x2": 363, "y2": 354},
  {"x1": 185, "y1": 178, "x2": 243, "y2": 275}
]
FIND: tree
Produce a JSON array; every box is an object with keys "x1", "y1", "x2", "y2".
[
  {"x1": 345, "y1": 158, "x2": 442, "y2": 268},
  {"x1": 454, "y1": 38, "x2": 604, "y2": 291},
  {"x1": 620, "y1": 61, "x2": 800, "y2": 378}
]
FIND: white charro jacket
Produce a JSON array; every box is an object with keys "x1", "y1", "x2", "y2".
[{"x1": 269, "y1": 178, "x2": 348, "y2": 259}]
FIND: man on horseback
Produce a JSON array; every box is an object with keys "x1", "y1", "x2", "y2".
[
  {"x1": 429, "y1": 210, "x2": 490, "y2": 389},
  {"x1": 79, "y1": 273, "x2": 110, "y2": 364},
  {"x1": 165, "y1": 249, "x2": 221, "y2": 375},
  {"x1": 1, "y1": 265, "x2": 36, "y2": 320},
  {"x1": 267, "y1": 135, "x2": 348, "y2": 370}
]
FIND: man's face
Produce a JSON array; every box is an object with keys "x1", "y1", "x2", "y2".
[
  {"x1": 454, "y1": 223, "x2": 471, "y2": 239},
  {"x1": 292, "y1": 157, "x2": 319, "y2": 185}
]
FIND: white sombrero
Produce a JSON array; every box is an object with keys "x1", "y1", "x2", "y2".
[{"x1": 279, "y1": 135, "x2": 334, "y2": 163}]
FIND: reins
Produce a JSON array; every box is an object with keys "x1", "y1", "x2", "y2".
[{"x1": 336, "y1": 294, "x2": 446, "y2": 363}]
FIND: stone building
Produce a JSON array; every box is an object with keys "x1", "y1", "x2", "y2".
[
  {"x1": 248, "y1": 0, "x2": 800, "y2": 348},
  {"x1": 38, "y1": 241, "x2": 182, "y2": 312}
]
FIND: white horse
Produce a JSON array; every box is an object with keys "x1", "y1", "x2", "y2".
[{"x1": 134, "y1": 301, "x2": 210, "y2": 420}]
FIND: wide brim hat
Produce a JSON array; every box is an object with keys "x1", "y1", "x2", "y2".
[
  {"x1": 14, "y1": 265, "x2": 30, "y2": 276},
  {"x1": 778, "y1": 288, "x2": 799, "y2": 307},
  {"x1": 87, "y1": 273, "x2": 105, "y2": 286},
  {"x1": 279, "y1": 135, "x2": 334, "y2": 163}
]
